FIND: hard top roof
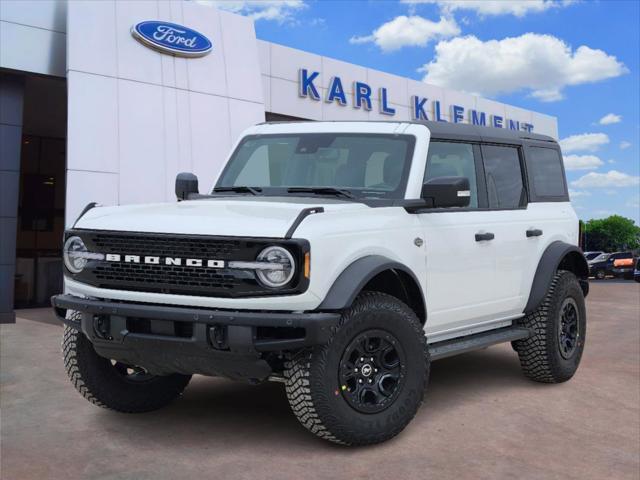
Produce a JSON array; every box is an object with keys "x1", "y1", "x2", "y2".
[{"x1": 259, "y1": 120, "x2": 557, "y2": 145}]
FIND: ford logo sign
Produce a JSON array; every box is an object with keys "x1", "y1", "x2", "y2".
[{"x1": 131, "y1": 21, "x2": 212, "y2": 58}]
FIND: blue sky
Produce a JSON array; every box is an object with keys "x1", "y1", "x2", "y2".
[{"x1": 210, "y1": 0, "x2": 639, "y2": 223}]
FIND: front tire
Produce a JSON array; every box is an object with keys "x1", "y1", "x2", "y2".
[
  {"x1": 284, "y1": 292, "x2": 429, "y2": 445},
  {"x1": 513, "y1": 271, "x2": 586, "y2": 383},
  {"x1": 62, "y1": 323, "x2": 191, "y2": 413}
]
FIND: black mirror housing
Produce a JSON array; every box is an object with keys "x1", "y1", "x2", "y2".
[
  {"x1": 421, "y1": 176, "x2": 471, "y2": 208},
  {"x1": 175, "y1": 172, "x2": 199, "y2": 201}
]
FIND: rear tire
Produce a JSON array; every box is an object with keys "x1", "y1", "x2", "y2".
[
  {"x1": 62, "y1": 322, "x2": 191, "y2": 413},
  {"x1": 513, "y1": 271, "x2": 586, "y2": 383},
  {"x1": 284, "y1": 292, "x2": 429, "y2": 445}
]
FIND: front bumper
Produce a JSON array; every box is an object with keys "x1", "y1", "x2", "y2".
[
  {"x1": 611, "y1": 267, "x2": 633, "y2": 276},
  {"x1": 52, "y1": 294, "x2": 340, "y2": 381}
]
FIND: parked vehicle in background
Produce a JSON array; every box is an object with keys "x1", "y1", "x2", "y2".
[
  {"x1": 589, "y1": 252, "x2": 635, "y2": 279},
  {"x1": 613, "y1": 255, "x2": 636, "y2": 280},
  {"x1": 634, "y1": 258, "x2": 640, "y2": 283},
  {"x1": 588, "y1": 253, "x2": 610, "y2": 279},
  {"x1": 584, "y1": 251, "x2": 604, "y2": 261}
]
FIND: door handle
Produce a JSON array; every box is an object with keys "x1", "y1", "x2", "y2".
[
  {"x1": 526, "y1": 228, "x2": 543, "y2": 238},
  {"x1": 475, "y1": 232, "x2": 495, "y2": 242}
]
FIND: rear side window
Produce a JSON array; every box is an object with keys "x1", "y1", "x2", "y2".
[
  {"x1": 481, "y1": 145, "x2": 526, "y2": 209},
  {"x1": 527, "y1": 147, "x2": 567, "y2": 197}
]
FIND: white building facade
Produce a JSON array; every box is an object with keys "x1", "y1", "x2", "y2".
[{"x1": 0, "y1": 0, "x2": 558, "y2": 320}]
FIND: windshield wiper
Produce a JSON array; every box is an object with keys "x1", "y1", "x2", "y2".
[
  {"x1": 213, "y1": 186, "x2": 262, "y2": 196},
  {"x1": 287, "y1": 187, "x2": 355, "y2": 199}
]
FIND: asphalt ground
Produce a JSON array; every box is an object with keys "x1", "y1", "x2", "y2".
[{"x1": 1, "y1": 281, "x2": 639, "y2": 480}]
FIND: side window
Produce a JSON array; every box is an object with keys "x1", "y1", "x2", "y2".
[
  {"x1": 527, "y1": 147, "x2": 567, "y2": 198},
  {"x1": 424, "y1": 141, "x2": 478, "y2": 208},
  {"x1": 482, "y1": 145, "x2": 526, "y2": 209}
]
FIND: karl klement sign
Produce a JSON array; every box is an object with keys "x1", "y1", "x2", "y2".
[{"x1": 298, "y1": 68, "x2": 535, "y2": 132}]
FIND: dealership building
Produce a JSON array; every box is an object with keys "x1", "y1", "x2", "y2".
[{"x1": 0, "y1": 0, "x2": 558, "y2": 322}]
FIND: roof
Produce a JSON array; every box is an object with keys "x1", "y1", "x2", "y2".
[
  {"x1": 258, "y1": 120, "x2": 557, "y2": 145},
  {"x1": 420, "y1": 120, "x2": 556, "y2": 144}
]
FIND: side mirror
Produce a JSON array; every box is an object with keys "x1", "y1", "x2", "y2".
[
  {"x1": 175, "y1": 172, "x2": 199, "y2": 201},
  {"x1": 421, "y1": 176, "x2": 470, "y2": 208}
]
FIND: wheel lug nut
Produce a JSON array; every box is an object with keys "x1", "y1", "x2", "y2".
[
  {"x1": 360, "y1": 357, "x2": 364, "y2": 362},
  {"x1": 359, "y1": 379, "x2": 363, "y2": 383},
  {"x1": 354, "y1": 368, "x2": 358, "y2": 372},
  {"x1": 368, "y1": 379, "x2": 373, "y2": 384},
  {"x1": 374, "y1": 368, "x2": 378, "y2": 373}
]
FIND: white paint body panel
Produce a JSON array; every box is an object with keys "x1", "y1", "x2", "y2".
[{"x1": 69, "y1": 121, "x2": 579, "y2": 342}]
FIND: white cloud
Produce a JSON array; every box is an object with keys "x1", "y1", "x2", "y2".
[
  {"x1": 402, "y1": 0, "x2": 572, "y2": 18},
  {"x1": 563, "y1": 154, "x2": 604, "y2": 171},
  {"x1": 571, "y1": 170, "x2": 640, "y2": 188},
  {"x1": 620, "y1": 141, "x2": 632, "y2": 150},
  {"x1": 569, "y1": 189, "x2": 591, "y2": 198},
  {"x1": 350, "y1": 15, "x2": 460, "y2": 52},
  {"x1": 420, "y1": 33, "x2": 627, "y2": 101},
  {"x1": 598, "y1": 113, "x2": 622, "y2": 125},
  {"x1": 627, "y1": 197, "x2": 640, "y2": 209},
  {"x1": 197, "y1": 1, "x2": 306, "y2": 23},
  {"x1": 559, "y1": 133, "x2": 609, "y2": 153}
]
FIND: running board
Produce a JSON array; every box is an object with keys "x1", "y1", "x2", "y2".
[{"x1": 428, "y1": 326, "x2": 531, "y2": 361}]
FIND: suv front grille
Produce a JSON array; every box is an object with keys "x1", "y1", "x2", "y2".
[
  {"x1": 93, "y1": 262, "x2": 239, "y2": 291},
  {"x1": 68, "y1": 230, "x2": 308, "y2": 298},
  {"x1": 91, "y1": 233, "x2": 242, "y2": 259}
]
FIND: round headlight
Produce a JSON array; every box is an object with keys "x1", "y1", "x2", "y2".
[
  {"x1": 255, "y1": 246, "x2": 295, "y2": 288},
  {"x1": 63, "y1": 236, "x2": 88, "y2": 274}
]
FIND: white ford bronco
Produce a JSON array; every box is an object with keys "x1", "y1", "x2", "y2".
[{"x1": 53, "y1": 121, "x2": 589, "y2": 445}]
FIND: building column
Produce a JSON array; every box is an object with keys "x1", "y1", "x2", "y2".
[{"x1": 0, "y1": 73, "x2": 24, "y2": 324}]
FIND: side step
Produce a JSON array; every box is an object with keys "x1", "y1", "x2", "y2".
[{"x1": 428, "y1": 326, "x2": 531, "y2": 361}]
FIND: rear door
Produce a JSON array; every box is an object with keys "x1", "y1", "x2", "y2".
[{"x1": 477, "y1": 144, "x2": 531, "y2": 316}]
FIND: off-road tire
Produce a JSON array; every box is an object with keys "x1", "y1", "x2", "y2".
[
  {"x1": 62, "y1": 322, "x2": 191, "y2": 413},
  {"x1": 513, "y1": 270, "x2": 586, "y2": 383},
  {"x1": 284, "y1": 292, "x2": 429, "y2": 446}
]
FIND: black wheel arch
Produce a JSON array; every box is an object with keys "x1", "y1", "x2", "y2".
[
  {"x1": 317, "y1": 255, "x2": 426, "y2": 324},
  {"x1": 525, "y1": 241, "x2": 589, "y2": 314}
]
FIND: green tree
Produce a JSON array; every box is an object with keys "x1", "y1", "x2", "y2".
[{"x1": 584, "y1": 215, "x2": 640, "y2": 252}]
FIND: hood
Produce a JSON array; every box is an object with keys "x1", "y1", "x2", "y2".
[{"x1": 75, "y1": 197, "x2": 369, "y2": 238}]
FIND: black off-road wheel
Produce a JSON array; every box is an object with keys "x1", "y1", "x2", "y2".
[
  {"x1": 284, "y1": 292, "x2": 429, "y2": 446},
  {"x1": 62, "y1": 322, "x2": 191, "y2": 413},
  {"x1": 513, "y1": 270, "x2": 586, "y2": 383}
]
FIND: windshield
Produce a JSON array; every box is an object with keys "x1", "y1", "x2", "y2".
[
  {"x1": 215, "y1": 133, "x2": 415, "y2": 199},
  {"x1": 584, "y1": 252, "x2": 602, "y2": 260},
  {"x1": 591, "y1": 253, "x2": 610, "y2": 262}
]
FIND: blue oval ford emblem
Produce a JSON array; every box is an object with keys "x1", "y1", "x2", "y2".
[{"x1": 131, "y1": 21, "x2": 212, "y2": 58}]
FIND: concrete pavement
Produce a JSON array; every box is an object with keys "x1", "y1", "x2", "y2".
[{"x1": 1, "y1": 282, "x2": 639, "y2": 480}]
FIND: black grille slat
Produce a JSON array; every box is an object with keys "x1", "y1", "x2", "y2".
[{"x1": 71, "y1": 230, "x2": 307, "y2": 298}]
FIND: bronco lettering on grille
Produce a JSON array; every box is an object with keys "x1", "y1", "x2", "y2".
[{"x1": 105, "y1": 253, "x2": 225, "y2": 269}]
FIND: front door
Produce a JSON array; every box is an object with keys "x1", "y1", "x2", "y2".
[{"x1": 417, "y1": 141, "x2": 501, "y2": 338}]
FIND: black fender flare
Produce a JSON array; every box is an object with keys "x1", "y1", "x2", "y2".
[
  {"x1": 524, "y1": 241, "x2": 589, "y2": 314},
  {"x1": 317, "y1": 255, "x2": 426, "y2": 313}
]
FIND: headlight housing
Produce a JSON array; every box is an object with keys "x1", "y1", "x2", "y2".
[
  {"x1": 255, "y1": 246, "x2": 295, "y2": 288},
  {"x1": 63, "y1": 236, "x2": 103, "y2": 273}
]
